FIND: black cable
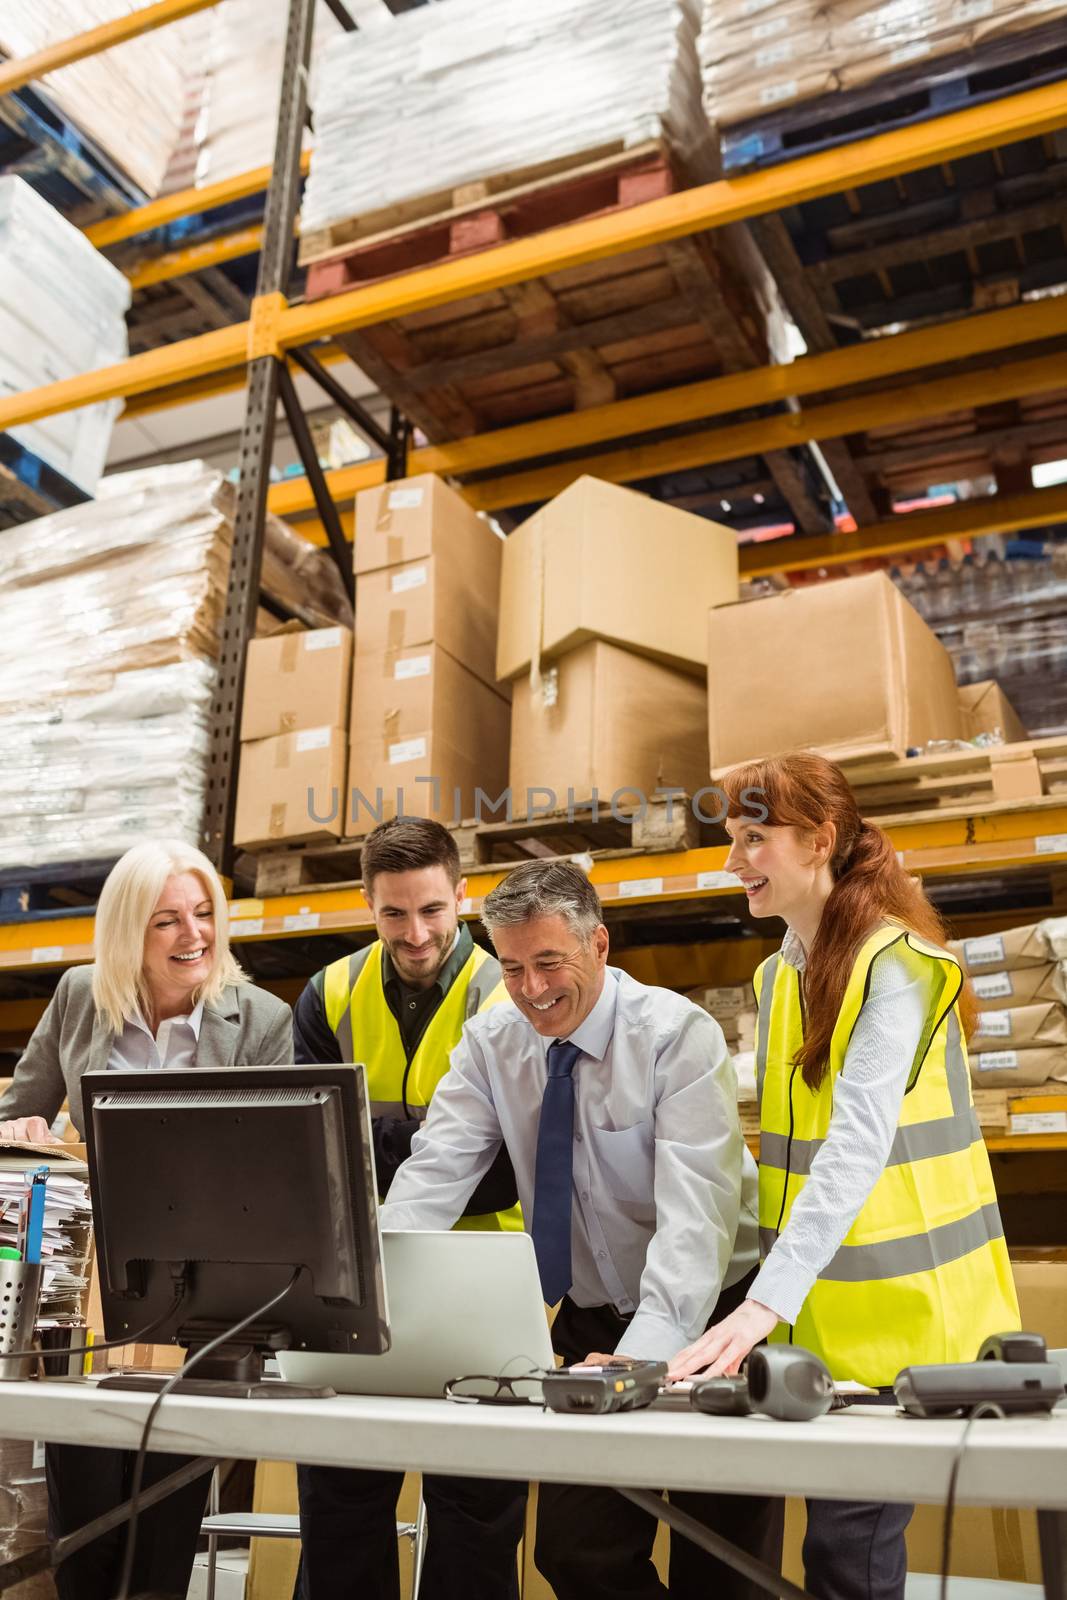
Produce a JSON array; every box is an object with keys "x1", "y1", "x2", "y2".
[
  {"x1": 0, "y1": 1291, "x2": 187, "y2": 1364},
  {"x1": 115, "y1": 1265, "x2": 303, "y2": 1600},
  {"x1": 939, "y1": 1401, "x2": 1006, "y2": 1600}
]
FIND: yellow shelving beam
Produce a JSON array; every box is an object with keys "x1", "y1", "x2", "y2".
[
  {"x1": 2, "y1": 75, "x2": 1066, "y2": 434},
  {"x1": 85, "y1": 153, "x2": 311, "y2": 250},
  {"x1": 2, "y1": 804, "x2": 1064, "y2": 971},
  {"x1": 0, "y1": 0, "x2": 219, "y2": 97}
]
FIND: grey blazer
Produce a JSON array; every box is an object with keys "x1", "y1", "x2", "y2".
[{"x1": 0, "y1": 964, "x2": 294, "y2": 1135}]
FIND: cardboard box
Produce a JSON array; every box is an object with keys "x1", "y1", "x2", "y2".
[
  {"x1": 970, "y1": 961, "x2": 1067, "y2": 1011},
  {"x1": 508, "y1": 640, "x2": 709, "y2": 813},
  {"x1": 234, "y1": 728, "x2": 347, "y2": 850},
  {"x1": 973, "y1": 1001, "x2": 1067, "y2": 1050},
  {"x1": 497, "y1": 477, "x2": 738, "y2": 683},
  {"x1": 354, "y1": 472, "x2": 500, "y2": 577},
  {"x1": 959, "y1": 678, "x2": 1028, "y2": 745},
  {"x1": 951, "y1": 920, "x2": 1062, "y2": 975},
  {"x1": 240, "y1": 624, "x2": 352, "y2": 742},
  {"x1": 970, "y1": 1044, "x2": 1067, "y2": 1088},
  {"x1": 707, "y1": 572, "x2": 964, "y2": 768},
  {"x1": 347, "y1": 646, "x2": 509, "y2": 831},
  {"x1": 355, "y1": 555, "x2": 500, "y2": 692}
]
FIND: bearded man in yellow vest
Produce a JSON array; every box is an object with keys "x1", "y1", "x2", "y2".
[
  {"x1": 293, "y1": 817, "x2": 525, "y2": 1600},
  {"x1": 669, "y1": 754, "x2": 1020, "y2": 1600}
]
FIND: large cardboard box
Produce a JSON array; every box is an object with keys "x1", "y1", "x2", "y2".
[
  {"x1": 707, "y1": 572, "x2": 964, "y2": 769},
  {"x1": 234, "y1": 728, "x2": 347, "y2": 849},
  {"x1": 347, "y1": 646, "x2": 510, "y2": 832},
  {"x1": 509, "y1": 640, "x2": 709, "y2": 814},
  {"x1": 241, "y1": 624, "x2": 352, "y2": 742},
  {"x1": 355, "y1": 556, "x2": 500, "y2": 692},
  {"x1": 354, "y1": 472, "x2": 500, "y2": 577},
  {"x1": 497, "y1": 477, "x2": 738, "y2": 683},
  {"x1": 959, "y1": 678, "x2": 1028, "y2": 745}
]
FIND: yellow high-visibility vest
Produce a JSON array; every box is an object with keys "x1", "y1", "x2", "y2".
[
  {"x1": 754, "y1": 923, "x2": 1019, "y2": 1387},
  {"x1": 322, "y1": 940, "x2": 522, "y2": 1232}
]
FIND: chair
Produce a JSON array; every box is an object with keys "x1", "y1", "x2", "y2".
[{"x1": 199, "y1": 1470, "x2": 427, "y2": 1600}]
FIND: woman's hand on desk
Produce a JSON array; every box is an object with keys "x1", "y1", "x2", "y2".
[
  {"x1": 0, "y1": 1116, "x2": 61, "y2": 1145},
  {"x1": 666, "y1": 1299, "x2": 779, "y2": 1381}
]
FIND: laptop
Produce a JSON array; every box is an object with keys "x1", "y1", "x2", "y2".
[{"x1": 276, "y1": 1230, "x2": 555, "y2": 1399}]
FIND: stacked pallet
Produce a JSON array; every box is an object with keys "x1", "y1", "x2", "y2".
[
  {"x1": 0, "y1": 463, "x2": 351, "y2": 871},
  {"x1": 0, "y1": 1, "x2": 188, "y2": 199},
  {"x1": 953, "y1": 918, "x2": 1067, "y2": 1089},
  {"x1": 699, "y1": 0, "x2": 1067, "y2": 129}
]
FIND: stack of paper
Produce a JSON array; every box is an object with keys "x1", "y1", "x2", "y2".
[{"x1": 0, "y1": 1160, "x2": 92, "y2": 1323}]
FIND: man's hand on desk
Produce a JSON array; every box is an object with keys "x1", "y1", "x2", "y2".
[
  {"x1": 666, "y1": 1300, "x2": 779, "y2": 1382},
  {"x1": 0, "y1": 1116, "x2": 61, "y2": 1145}
]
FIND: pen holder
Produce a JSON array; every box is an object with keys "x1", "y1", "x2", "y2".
[{"x1": 0, "y1": 1261, "x2": 44, "y2": 1380}]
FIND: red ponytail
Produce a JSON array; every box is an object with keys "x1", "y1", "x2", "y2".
[{"x1": 722, "y1": 753, "x2": 975, "y2": 1090}]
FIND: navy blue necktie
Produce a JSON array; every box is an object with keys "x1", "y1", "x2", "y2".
[{"x1": 531, "y1": 1039, "x2": 582, "y2": 1306}]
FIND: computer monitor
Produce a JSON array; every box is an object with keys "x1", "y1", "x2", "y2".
[{"x1": 81, "y1": 1064, "x2": 388, "y2": 1395}]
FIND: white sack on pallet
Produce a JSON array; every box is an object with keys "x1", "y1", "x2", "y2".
[
  {"x1": 0, "y1": 1, "x2": 187, "y2": 199},
  {"x1": 0, "y1": 461, "x2": 351, "y2": 870},
  {"x1": 0, "y1": 178, "x2": 130, "y2": 495},
  {"x1": 301, "y1": 0, "x2": 709, "y2": 240}
]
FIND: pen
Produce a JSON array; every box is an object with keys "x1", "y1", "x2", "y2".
[{"x1": 23, "y1": 1167, "x2": 48, "y2": 1265}]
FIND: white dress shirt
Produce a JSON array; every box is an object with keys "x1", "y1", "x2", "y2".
[
  {"x1": 750, "y1": 927, "x2": 930, "y2": 1325},
  {"x1": 107, "y1": 1000, "x2": 205, "y2": 1073},
  {"x1": 380, "y1": 966, "x2": 760, "y2": 1360}
]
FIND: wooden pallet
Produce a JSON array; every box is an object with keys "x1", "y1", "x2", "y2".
[
  {"x1": 0, "y1": 440, "x2": 88, "y2": 532},
  {"x1": 720, "y1": 19, "x2": 1067, "y2": 173},
  {"x1": 238, "y1": 791, "x2": 714, "y2": 898},
  {"x1": 298, "y1": 139, "x2": 777, "y2": 461},
  {"x1": 838, "y1": 737, "x2": 1067, "y2": 822}
]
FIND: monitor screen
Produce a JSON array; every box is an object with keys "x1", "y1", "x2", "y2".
[{"x1": 82, "y1": 1064, "x2": 389, "y2": 1366}]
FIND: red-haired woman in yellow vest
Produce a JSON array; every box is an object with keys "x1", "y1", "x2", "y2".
[{"x1": 669, "y1": 753, "x2": 1019, "y2": 1600}]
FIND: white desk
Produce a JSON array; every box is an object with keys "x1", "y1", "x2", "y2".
[{"x1": 2, "y1": 1384, "x2": 1065, "y2": 1595}]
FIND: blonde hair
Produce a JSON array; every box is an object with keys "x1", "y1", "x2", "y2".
[{"x1": 92, "y1": 839, "x2": 246, "y2": 1032}]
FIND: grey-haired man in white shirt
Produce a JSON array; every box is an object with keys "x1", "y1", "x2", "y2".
[{"x1": 380, "y1": 859, "x2": 781, "y2": 1600}]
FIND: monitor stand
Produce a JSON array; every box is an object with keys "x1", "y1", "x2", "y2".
[{"x1": 97, "y1": 1338, "x2": 337, "y2": 1400}]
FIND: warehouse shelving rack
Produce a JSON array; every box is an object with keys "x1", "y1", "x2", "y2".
[{"x1": 2, "y1": 0, "x2": 1067, "y2": 1116}]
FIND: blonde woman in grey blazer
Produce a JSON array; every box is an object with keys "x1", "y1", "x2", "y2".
[{"x1": 0, "y1": 839, "x2": 293, "y2": 1600}]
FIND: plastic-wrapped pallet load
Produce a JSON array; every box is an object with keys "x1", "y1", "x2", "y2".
[
  {"x1": 301, "y1": 0, "x2": 711, "y2": 242},
  {"x1": 0, "y1": 463, "x2": 351, "y2": 871},
  {"x1": 189, "y1": 0, "x2": 340, "y2": 190},
  {"x1": 0, "y1": 177, "x2": 130, "y2": 496},
  {"x1": 699, "y1": 0, "x2": 1067, "y2": 127},
  {"x1": 0, "y1": 1, "x2": 187, "y2": 199}
]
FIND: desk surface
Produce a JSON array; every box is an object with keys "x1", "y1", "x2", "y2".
[{"x1": 2, "y1": 1382, "x2": 1066, "y2": 1510}]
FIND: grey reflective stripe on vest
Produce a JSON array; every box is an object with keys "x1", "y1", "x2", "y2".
[
  {"x1": 329, "y1": 945, "x2": 374, "y2": 1059},
  {"x1": 944, "y1": 1012, "x2": 971, "y2": 1120},
  {"x1": 760, "y1": 1200, "x2": 1004, "y2": 1282},
  {"x1": 466, "y1": 953, "x2": 503, "y2": 1015},
  {"x1": 755, "y1": 953, "x2": 780, "y2": 1109},
  {"x1": 759, "y1": 1105, "x2": 982, "y2": 1177}
]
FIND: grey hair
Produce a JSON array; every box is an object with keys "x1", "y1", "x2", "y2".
[{"x1": 481, "y1": 859, "x2": 603, "y2": 942}]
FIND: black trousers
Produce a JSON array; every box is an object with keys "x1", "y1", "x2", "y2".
[
  {"x1": 803, "y1": 1497, "x2": 914, "y2": 1600},
  {"x1": 46, "y1": 1443, "x2": 212, "y2": 1600},
  {"x1": 535, "y1": 1272, "x2": 785, "y2": 1600},
  {"x1": 296, "y1": 1461, "x2": 526, "y2": 1600}
]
